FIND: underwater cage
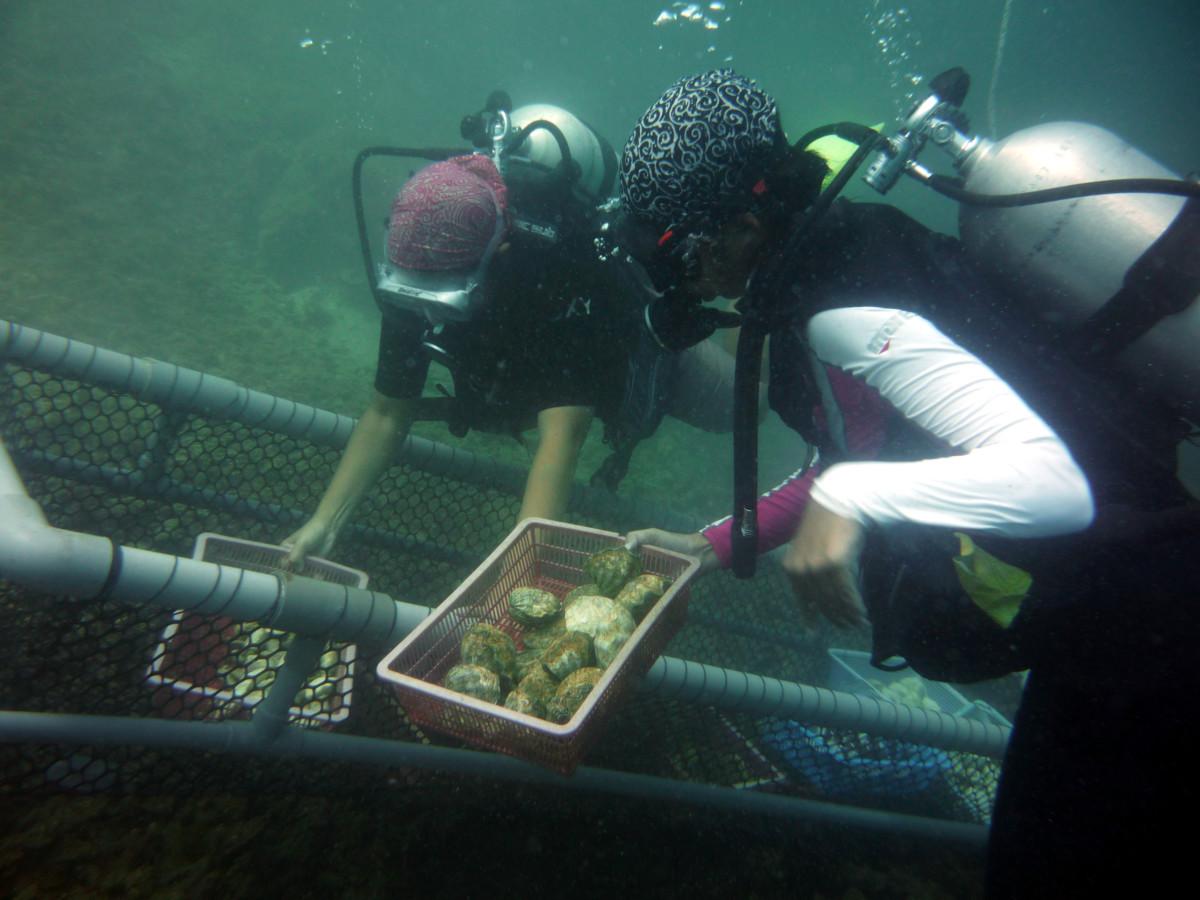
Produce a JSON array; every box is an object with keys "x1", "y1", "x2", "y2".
[{"x1": 0, "y1": 317, "x2": 1009, "y2": 852}]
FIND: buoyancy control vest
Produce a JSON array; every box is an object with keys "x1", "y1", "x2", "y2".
[{"x1": 408, "y1": 225, "x2": 678, "y2": 491}]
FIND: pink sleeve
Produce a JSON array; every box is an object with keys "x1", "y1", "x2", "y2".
[
  {"x1": 701, "y1": 465, "x2": 824, "y2": 568},
  {"x1": 700, "y1": 364, "x2": 894, "y2": 569}
]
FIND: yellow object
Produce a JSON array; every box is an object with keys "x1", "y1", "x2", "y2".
[
  {"x1": 952, "y1": 532, "x2": 1032, "y2": 628},
  {"x1": 809, "y1": 123, "x2": 883, "y2": 189}
]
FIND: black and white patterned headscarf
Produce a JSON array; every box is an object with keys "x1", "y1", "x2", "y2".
[{"x1": 620, "y1": 69, "x2": 782, "y2": 236}]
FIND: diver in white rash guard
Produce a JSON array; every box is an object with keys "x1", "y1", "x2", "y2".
[{"x1": 615, "y1": 69, "x2": 1199, "y2": 899}]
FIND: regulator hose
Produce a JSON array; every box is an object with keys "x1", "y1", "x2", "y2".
[
  {"x1": 729, "y1": 129, "x2": 888, "y2": 578},
  {"x1": 919, "y1": 172, "x2": 1200, "y2": 206}
]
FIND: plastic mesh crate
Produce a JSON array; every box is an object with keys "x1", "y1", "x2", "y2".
[
  {"x1": 375, "y1": 518, "x2": 701, "y2": 775},
  {"x1": 756, "y1": 719, "x2": 954, "y2": 800},
  {"x1": 145, "y1": 534, "x2": 363, "y2": 726},
  {"x1": 828, "y1": 648, "x2": 1012, "y2": 728}
]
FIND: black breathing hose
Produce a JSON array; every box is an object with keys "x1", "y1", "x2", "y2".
[
  {"x1": 729, "y1": 130, "x2": 889, "y2": 578},
  {"x1": 921, "y1": 173, "x2": 1200, "y2": 207},
  {"x1": 351, "y1": 124, "x2": 581, "y2": 310},
  {"x1": 352, "y1": 146, "x2": 467, "y2": 306},
  {"x1": 503, "y1": 119, "x2": 576, "y2": 180}
]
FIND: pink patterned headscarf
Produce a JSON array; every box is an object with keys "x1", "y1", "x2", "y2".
[{"x1": 386, "y1": 154, "x2": 509, "y2": 272}]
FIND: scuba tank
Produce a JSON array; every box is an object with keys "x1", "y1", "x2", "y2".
[
  {"x1": 504, "y1": 103, "x2": 618, "y2": 205},
  {"x1": 725, "y1": 67, "x2": 1200, "y2": 578},
  {"x1": 861, "y1": 68, "x2": 1200, "y2": 417},
  {"x1": 461, "y1": 94, "x2": 618, "y2": 243},
  {"x1": 956, "y1": 124, "x2": 1196, "y2": 415}
]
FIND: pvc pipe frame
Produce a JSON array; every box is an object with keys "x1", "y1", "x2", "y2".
[
  {"x1": 0, "y1": 710, "x2": 988, "y2": 851},
  {"x1": 0, "y1": 444, "x2": 428, "y2": 649},
  {"x1": 1, "y1": 316, "x2": 1010, "y2": 844},
  {"x1": 0, "y1": 431, "x2": 999, "y2": 845},
  {"x1": 0, "y1": 434, "x2": 1008, "y2": 757},
  {"x1": 0, "y1": 319, "x2": 699, "y2": 532}
]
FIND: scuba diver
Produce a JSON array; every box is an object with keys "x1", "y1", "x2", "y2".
[
  {"x1": 282, "y1": 94, "x2": 752, "y2": 570},
  {"x1": 615, "y1": 69, "x2": 1200, "y2": 897}
]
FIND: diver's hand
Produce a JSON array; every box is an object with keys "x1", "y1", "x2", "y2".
[
  {"x1": 281, "y1": 518, "x2": 338, "y2": 572},
  {"x1": 781, "y1": 501, "x2": 868, "y2": 629},
  {"x1": 625, "y1": 528, "x2": 719, "y2": 574}
]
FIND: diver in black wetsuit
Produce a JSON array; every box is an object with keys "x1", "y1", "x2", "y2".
[{"x1": 284, "y1": 99, "x2": 753, "y2": 571}]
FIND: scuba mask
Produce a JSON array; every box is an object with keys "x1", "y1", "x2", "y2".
[
  {"x1": 355, "y1": 91, "x2": 617, "y2": 329},
  {"x1": 373, "y1": 193, "x2": 507, "y2": 327}
]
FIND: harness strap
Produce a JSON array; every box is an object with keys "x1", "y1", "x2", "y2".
[
  {"x1": 593, "y1": 322, "x2": 679, "y2": 491},
  {"x1": 1071, "y1": 195, "x2": 1200, "y2": 359}
]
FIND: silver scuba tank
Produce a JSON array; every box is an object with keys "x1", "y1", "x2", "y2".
[{"x1": 955, "y1": 122, "x2": 1196, "y2": 417}]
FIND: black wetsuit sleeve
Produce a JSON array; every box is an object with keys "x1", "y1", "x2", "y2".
[{"x1": 373, "y1": 307, "x2": 431, "y2": 399}]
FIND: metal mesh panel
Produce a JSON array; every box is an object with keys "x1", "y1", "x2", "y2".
[{"x1": 1, "y1": 358, "x2": 1010, "y2": 826}]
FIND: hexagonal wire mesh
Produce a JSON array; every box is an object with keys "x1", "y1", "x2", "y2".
[{"x1": 0, "y1": 358, "x2": 1003, "y2": 823}]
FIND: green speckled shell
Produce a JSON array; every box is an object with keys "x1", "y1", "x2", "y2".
[
  {"x1": 540, "y1": 630, "x2": 593, "y2": 680},
  {"x1": 516, "y1": 666, "x2": 558, "y2": 714},
  {"x1": 520, "y1": 618, "x2": 567, "y2": 653},
  {"x1": 443, "y1": 663, "x2": 502, "y2": 705},
  {"x1": 613, "y1": 573, "x2": 668, "y2": 622},
  {"x1": 503, "y1": 689, "x2": 539, "y2": 716},
  {"x1": 507, "y1": 587, "x2": 562, "y2": 627},
  {"x1": 563, "y1": 583, "x2": 603, "y2": 605},
  {"x1": 460, "y1": 622, "x2": 519, "y2": 691},
  {"x1": 515, "y1": 649, "x2": 549, "y2": 683},
  {"x1": 547, "y1": 667, "x2": 604, "y2": 724},
  {"x1": 594, "y1": 622, "x2": 631, "y2": 669},
  {"x1": 583, "y1": 547, "x2": 642, "y2": 597},
  {"x1": 564, "y1": 594, "x2": 636, "y2": 642}
]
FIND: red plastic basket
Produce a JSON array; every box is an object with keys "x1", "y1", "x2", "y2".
[{"x1": 375, "y1": 518, "x2": 701, "y2": 775}]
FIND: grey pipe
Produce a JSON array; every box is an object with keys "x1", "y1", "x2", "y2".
[
  {"x1": 642, "y1": 656, "x2": 1010, "y2": 758},
  {"x1": 0, "y1": 437, "x2": 429, "y2": 645},
  {"x1": 13, "y1": 443, "x2": 474, "y2": 567},
  {"x1": 1, "y1": 320, "x2": 541, "y2": 500},
  {"x1": 3, "y1": 436, "x2": 1006, "y2": 757},
  {"x1": 1, "y1": 319, "x2": 698, "y2": 530},
  {"x1": 106, "y1": 545, "x2": 429, "y2": 645},
  {"x1": 0, "y1": 710, "x2": 988, "y2": 850},
  {"x1": 1, "y1": 319, "x2": 356, "y2": 449},
  {"x1": 252, "y1": 635, "x2": 326, "y2": 741}
]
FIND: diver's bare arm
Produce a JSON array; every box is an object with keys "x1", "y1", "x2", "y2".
[
  {"x1": 311, "y1": 391, "x2": 416, "y2": 532},
  {"x1": 518, "y1": 405, "x2": 594, "y2": 521}
]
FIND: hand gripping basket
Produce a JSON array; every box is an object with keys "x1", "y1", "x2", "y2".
[{"x1": 375, "y1": 518, "x2": 701, "y2": 775}]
